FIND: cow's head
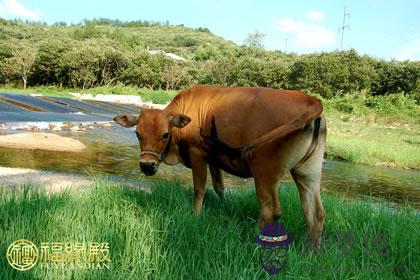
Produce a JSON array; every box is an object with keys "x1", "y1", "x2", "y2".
[{"x1": 113, "y1": 109, "x2": 191, "y2": 176}]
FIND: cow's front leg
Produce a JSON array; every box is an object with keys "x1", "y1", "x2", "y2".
[
  {"x1": 250, "y1": 153, "x2": 286, "y2": 230},
  {"x1": 190, "y1": 149, "x2": 208, "y2": 215},
  {"x1": 254, "y1": 177, "x2": 277, "y2": 229},
  {"x1": 209, "y1": 165, "x2": 224, "y2": 199}
]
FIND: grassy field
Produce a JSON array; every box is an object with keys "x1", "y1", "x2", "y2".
[
  {"x1": 323, "y1": 92, "x2": 420, "y2": 169},
  {"x1": 0, "y1": 179, "x2": 418, "y2": 279},
  {"x1": 0, "y1": 85, "x2": 419, "y2": 169},
  {"x1": 326, "y1": 112, "x2": 420, "y2": 169}
]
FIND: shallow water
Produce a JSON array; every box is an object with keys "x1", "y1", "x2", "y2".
[{"x1": 0, "y1": 125, "x2": 418, "y2": 209}]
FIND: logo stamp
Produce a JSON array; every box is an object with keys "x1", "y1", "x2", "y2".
[
  {"x1": 6, "y1": 239, "x2": 39, "y2": 271},
  {"x1": 6, "y1": 240, "x2": 110, "y2": 271}
]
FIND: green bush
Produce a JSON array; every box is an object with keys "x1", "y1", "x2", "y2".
[
  {"x1": 372, "y1": 60, "x2": 420, "y2": 96},
  {"x1": 289, "y1": 50, "x2": 378, "y2": 98},
  {"x1": 325, "y1": 91, "x2": 419, "y2": 117}
]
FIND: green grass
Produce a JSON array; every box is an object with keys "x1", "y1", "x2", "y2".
[
  {"x1": 0, "y1": 179, "x2": 418, "y2": 279},
  {"x1": 0, "y1": 85, "x2": 74, "y2": 98},
  {"x1": 326, "y1": 112, "x2": 420, "y2": 169}
]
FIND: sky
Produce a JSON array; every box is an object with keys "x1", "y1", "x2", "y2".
[{"x1": 0, "y1": 0, "x2": 419, "y2": 61}]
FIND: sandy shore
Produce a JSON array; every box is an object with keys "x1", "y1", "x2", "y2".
[
  {"x1": 0, "y1": 132, "x2": 86, "y2": 152},
  {"x1": 0, "y1": 166, "x2": 147, "y2": 193}
]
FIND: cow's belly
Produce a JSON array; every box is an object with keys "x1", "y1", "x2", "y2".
[{"x1": 206, "y1": 153, "x2": 253, "y2": 178}]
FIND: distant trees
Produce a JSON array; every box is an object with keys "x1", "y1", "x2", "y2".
[
  {"x1": 30, "y1": 40, "x2": 72, "y2": 86},
  {"x1": 0, "y1": 19, "x2": 419, "y2": 99},
  {"x1": 289, "y1": 50, "x2": 378, "y2": 97},
  {"x1": 371, "y1": 60, "x2": 420, "y2": 96}
]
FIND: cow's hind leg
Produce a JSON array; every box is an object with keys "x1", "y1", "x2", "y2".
[
  {"x1": 291, "y1": 155, "x2": 325, "y2": 250},
  {"x1": 209, "y1": 165, "x2": 224, "y2": 199}
]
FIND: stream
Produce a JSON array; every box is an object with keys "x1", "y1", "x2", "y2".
[{"x1": 0, "y1": 93, "x2": 418, "y2": 210}]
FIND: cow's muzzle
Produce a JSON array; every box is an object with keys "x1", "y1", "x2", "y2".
[{"x1": 139, "y1": 160, "x2": 158, "y2": 176}]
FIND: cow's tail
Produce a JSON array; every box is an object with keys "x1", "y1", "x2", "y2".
[
  {"x1": 239, "y1": 110, "x2": 322, "y2": 160},
  {"x1": 295, "y1": 115, "x2": 325, "y2": 168}
]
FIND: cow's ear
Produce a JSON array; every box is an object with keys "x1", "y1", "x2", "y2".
[
  {"x1": 113, "y1": 114, "x2": 138, "y2": 128},
  {"x1": 170, "y1": 114, "x2": 191, "y2": 128}
]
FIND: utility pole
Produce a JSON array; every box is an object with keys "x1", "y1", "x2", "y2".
[
  {"x1": 339, "y1": 6, "x2": 350, "y2": 50},
  {"x1": 284, "y1": 38, "x2": 288, "y2": 53}
]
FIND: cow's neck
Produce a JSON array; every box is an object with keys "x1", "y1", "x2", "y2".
[{"x1": 162, "y1": 100, "x2": 188, "y2": 166}]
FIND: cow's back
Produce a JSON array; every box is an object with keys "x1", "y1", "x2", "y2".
[{"x1": 170, "y1": 85, "x2": 322, "y2": 148}]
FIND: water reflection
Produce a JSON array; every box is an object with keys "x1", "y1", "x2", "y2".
[{"x1": 0, "y1": 127, "x2": 418, "y2": 209}]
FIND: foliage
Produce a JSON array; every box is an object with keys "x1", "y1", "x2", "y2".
[
  {"x1": 324, "y1": 91, "x2": 419, "y2": 117},
  {"x1": 290, "y1": 50, "x2": 379, "y2": 98},
  {"x1": 371, "y1": 59, "x2": 420, "y2": 97},
  {"x1": 243, "y1": 29, "x2": 265, "y2": 49},
  {"x1": 0, "y1": 18, "x2": 418, "y2": 99},
  {"x1": 0, "y1": 44, "x2": 35, "y2": 88}
]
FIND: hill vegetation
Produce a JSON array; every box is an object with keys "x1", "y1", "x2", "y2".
[{"x1": 0, "y1": 18, "x2": 418, "y2": 101}]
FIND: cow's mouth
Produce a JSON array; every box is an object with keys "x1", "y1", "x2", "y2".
[{"x1": 139, "y1": 161, "x2": 159, "y2": 176}]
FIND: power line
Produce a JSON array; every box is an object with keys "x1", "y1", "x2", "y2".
[{"x1": 339, "y1": 6, "x2": 350, "y2": 50}]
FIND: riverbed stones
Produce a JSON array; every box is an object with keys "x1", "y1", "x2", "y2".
[{"x1": 101, "y1": 123, "x2": 113, "y2": 128}]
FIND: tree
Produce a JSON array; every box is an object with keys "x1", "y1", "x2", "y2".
[
  {"x1": 31, "y1": 40, "x2": 70, "y2": 86},
  {"x1": 243, "y1": 30, "x2": 265, "y2": 49},
  {"x1": 2, "y1": 46, "x2": 36, "y2": 89}
]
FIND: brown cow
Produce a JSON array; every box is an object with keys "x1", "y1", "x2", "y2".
[{"x1": 114, "y1": 85, "x2": 326, "y2": 249}]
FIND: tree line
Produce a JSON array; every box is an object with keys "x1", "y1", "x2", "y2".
[{"x1": 0, "y1": 18, "x2": 418, "y2": 100}]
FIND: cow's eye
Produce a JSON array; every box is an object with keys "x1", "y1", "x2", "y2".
[{"x1": 161, "y1": 132, "x2": 169, "y2": 139}]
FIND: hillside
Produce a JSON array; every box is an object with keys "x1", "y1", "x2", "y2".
[
  {"x1": 0, "y1": 18, "x2": 237, "y2": 60},
  {"x1": 0, "y1": 18, "x2": 418, "y2": 100}
]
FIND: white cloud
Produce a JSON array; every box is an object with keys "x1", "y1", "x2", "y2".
[
  {"x1": 275, "y1": 18, "x2": 335, "y2": 49},
  {"x1": 0, "y1": 0, "x2": 43, "y2": 20},
  {"x1": 394, "y1": 38, "x2": 420, "y2": 61},
  {"x1": 306, "y1": 11, "x2": 325, "y2": 21}
]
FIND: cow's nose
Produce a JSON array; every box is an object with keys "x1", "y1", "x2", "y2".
[{"x1": 139, "y1": 161, "x2": 158, "y2": 176}]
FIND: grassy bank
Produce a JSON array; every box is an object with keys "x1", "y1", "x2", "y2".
[
  {"x1": 326, "y1": 112, "x2": 419, "y2": 169},
  {"x1": 0, "y1": 85, "x2": 419, "y2": 169},
  {"x1": 323, "y1": 92, "x2": 419, "y2": 169},
  {"x1": 0, "y1": 179, "x2": 418, "y2": 279}
]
